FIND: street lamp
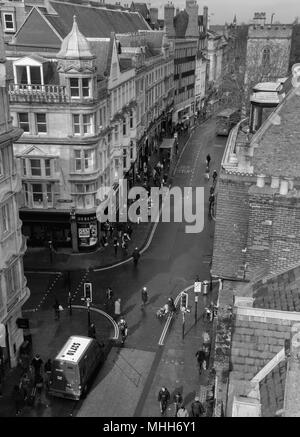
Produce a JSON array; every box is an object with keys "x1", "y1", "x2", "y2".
[
  {"x1": 82, "y1": 282, "x2": 93, "y2": 329},
  {"x1": 194, "y1": 278, "x2": 201, "y2": 325}
]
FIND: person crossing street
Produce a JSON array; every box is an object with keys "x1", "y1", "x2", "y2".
[
  {"x1": 118, "y1": 317, "x2": 128, "y2": 345},
  {"x1": 141, "y1": 286, "x2": 148, "y2": 309},
  {"x1": 158, "y1": 386, "x2": 170, "y2": 414}
]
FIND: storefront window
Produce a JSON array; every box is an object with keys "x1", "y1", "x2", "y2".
[{"x1": 77, "y1": 214, "x2": 98, "y2": 248}]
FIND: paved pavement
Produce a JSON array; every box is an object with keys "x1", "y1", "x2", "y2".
[{"x1": 0, "y1": 117, "x2": 226, "y2": 417}]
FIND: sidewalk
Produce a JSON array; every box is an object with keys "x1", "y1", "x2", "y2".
[
  {"x1": 23, "y1": 129, "x2": 191, "y2": 273},
  {"x1": 139, "y1": 288, "x2": 217, "y2": 418},
  {"x1": 0, "y1": 306, "x2": 114, "y2": 417}
]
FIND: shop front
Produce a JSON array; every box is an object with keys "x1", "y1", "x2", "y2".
[
  {"x1": 20, "y1": 210, "x2": 72, "y2": 248},
  {"x1": 76, "y1": 213, "x2": 98, "y2": 251}
]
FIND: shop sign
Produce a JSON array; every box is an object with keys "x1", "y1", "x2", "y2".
[{"x1": 78, "y1": 228, "x2": 90, "y2": 238}]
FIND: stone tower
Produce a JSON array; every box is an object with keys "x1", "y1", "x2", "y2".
[{"x1": 185, "y1": 0, "x2": 199, "y2": 38}]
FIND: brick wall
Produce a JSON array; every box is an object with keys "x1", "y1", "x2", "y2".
[
  {"x1": 212, "y1": 172, "x2": 251, "y2": 279},
  {"x1": 270, "y1": 197, "x2": 300, "y2": 274},
  {"x1": 246, "y1": 186, "x2": 275, "y2": 278}
]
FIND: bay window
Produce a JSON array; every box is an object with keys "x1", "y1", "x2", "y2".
[
  {"x1": 72, "y1": 113, "x2": 95, "y2": 136},
  {"x1": 69, "y1": 77, "x2": 91, "y2": 99}
]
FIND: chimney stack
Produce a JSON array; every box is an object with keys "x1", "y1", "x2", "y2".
[{"x1": 164, "y1": 2, "x2": 176, "y2": 38}]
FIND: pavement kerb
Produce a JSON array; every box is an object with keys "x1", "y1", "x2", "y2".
[{"x1": 72, "y1": 305, "x2": 119, "y2": 340}]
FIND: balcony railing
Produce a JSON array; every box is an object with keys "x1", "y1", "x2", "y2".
[{"x1": 8, "y1": 83, "x2": 69, "y2": 103}]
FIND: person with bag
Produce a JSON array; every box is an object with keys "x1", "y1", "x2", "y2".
[{"x1": 195, "y1": 348, "x2": 206, "y2": 375}]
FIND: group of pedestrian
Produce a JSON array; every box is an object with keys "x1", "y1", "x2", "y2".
[
  {"x1": 101, "y1": 220, "x2": 133, "y2": 254},
  {"x1": 13, "y1": 354, "x2": 53, "y2": 415},
  {"x1": 158, "y1": 387, "x2": 205, "y2": 417}
]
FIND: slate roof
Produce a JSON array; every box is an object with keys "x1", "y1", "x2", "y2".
[
  {"x1": 253, "y1": 85, "x2": 300, "y2": 178},
  {"x1": 259, "y1": 361, "x2": 287, "y2": 417},
  {"x1": 231, "y1": 314, "x2": 291, "y2": 381},
  {"x1": 253, "y1": 264, "x2": 300, "y2": 312},
  {"x1": 130, "y1": 2, "x2": 149, "y2": 20}
]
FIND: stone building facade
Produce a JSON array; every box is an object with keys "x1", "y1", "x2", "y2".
[
  {"x1": 212, "y1": 67, "x2": 300, "y2": 281},
  {"x1": 244, "y1": 24, "x2": 293, "y2": 109},
  {"x1": 0, "y1": 21, "x2": 29, "y2": 370}
]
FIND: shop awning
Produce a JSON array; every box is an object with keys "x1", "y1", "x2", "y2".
[{"x1": 159, "y1": 138, "x2": 175, "y2": 149}]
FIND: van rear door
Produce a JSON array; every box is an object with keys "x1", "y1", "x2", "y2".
[{"x1": 51, "y1": 361, "x2": 67, "y2": 392}]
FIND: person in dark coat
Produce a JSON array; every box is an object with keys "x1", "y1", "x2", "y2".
[
  {"x1": 173, "y1": 391, "x2": 183, "y2": 416},
  {"x1": 113, "y1": 236, "x2": 119, "y2": 257},
  {"x1": 158, "y1": 386, "x2": 170, "y2": 414},
  {"x1": 13, "y1": 385, "x2": 23, "y2": 415},
  {"x1": 88, "y1": 323, "x2": 96, "y2": 339},
  {"x1": 190, "y1": 396, "x2": 205, "y2": 417},
  {"x1": 31, "y1": 354, "x2": 43, "y2": 381},
  {"x1": 195, "y1": 348, "x2": 206, "y2": 374},
  {"x1": 206, "y1": 154, "x2": 211, "y2": 168},
  {"x1": 44, "y1": 359, "x2": 52, "y2": 391},
  {"x1": 132, "y1": 248, "x2": 140, "y2": 266}
]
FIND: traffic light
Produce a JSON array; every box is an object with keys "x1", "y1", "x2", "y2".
[
  {"x1": 180, "y1": 292, "x2": 188, "y2": 310},
  {"x1": 84, "y1": 283, "x2": 92, "y2": 301}
]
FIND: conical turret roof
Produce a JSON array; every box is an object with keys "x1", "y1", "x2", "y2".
[{"x1": 57, "y1": 15, "x2": 95, "y2": 60}]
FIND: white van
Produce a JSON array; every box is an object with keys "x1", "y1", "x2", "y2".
[{"x1": 49, "y1": 335, "x2": 104, "y2": 400}]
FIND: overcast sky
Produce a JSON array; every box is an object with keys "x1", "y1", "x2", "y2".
[{"x1": 150, "y1": 0, "x2": 299, "y2": 24}]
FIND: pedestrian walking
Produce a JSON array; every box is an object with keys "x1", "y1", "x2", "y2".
[
  {"x1": 44, "y1": 359, "x2": 52, "y2": 391},
  {"x1": 206, "y1": 154, "x2": 211, "y2": 168},
  {"x1": 195, "y1": 348, "x2": 206, "y2": 374},
  {"x1": 176, "y1": 404, "x2": 189, "y2": 417},
  {"x1": 109, "y1": 224, "x2": 114, "y2": 238},
  {"x1": 190, "y1": 396, "x2": 205, "y2": 417},
  {"x1": 31, "y1": 354, "x2": 43, "y2": 381},
  {"x1": 35, "y1": 373, "x2": 48, "y2": 407},
  {"x1": 132, "y1": 247, "x2": 140, "y2": 266},
  {"x1": 53, "y1": 298, "x2": 61, "y2": 321},
  {"x1": 205, "y1": 165, "x2": 210, "y2": 181},
  {"x1": 12, "y1": 384, "x2": 23, "y2": 416},
  {"x1": 106, "y1": 287, "x2": 113, "y2": 306},
  {"x1": 121, "y1": 238, "x2": 128, "y2": 256},
  {"x1": 19, "y1": 372, "x2": 30, "y2": 402},
  {"x1": 158, "y1": 386, "x2": 170, "y2": 414},
  {"x1": 114, "y1": 298, "x2": 121, "y2": 317},
  {"x1": 118, "y1": 317, "x2": 128, "y2": 345},
  {"x1": 113, "y1": 236, "x2": 119, "y2": 256},
  {"x1": 141, "y1": 286, "x2": 148, "y2": 309},
  {"x1": 173, "y1": 391, "x2": 183, "y2": 416},
  {"x1": 212, "y1": 170, "x2": 218, "y2": 183},
  {"x1": 126, "y1": 223, "x2": 133, "y2": 239},
  {"x1": 168, "y1": 297, "x2": 176, "y2": 314},
  {"x1": 88, "y1": 323, "x2": 96, "y2": 339}
]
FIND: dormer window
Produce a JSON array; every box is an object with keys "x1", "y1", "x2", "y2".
[
  {"x1": 69, "y1": 78, "x2": 91, "y2": 99},
  {"x1": 3, "y1": 13, "x2": 15, "y2": 33},
  {"x1": 13, "y1": 56, "x2": 47, "y2": 88}
]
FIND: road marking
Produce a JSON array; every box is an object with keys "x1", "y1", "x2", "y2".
[
  {"x1": 25, "y1": 271, "x2": 62, "y2": 275},
  {"x1": 72, "y1": 305, "x2": 119, "y2": 340}
]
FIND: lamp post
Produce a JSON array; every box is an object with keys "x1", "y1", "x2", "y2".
[{"x1": 194, "y1": 279, "x2": 201, "y2": 325}]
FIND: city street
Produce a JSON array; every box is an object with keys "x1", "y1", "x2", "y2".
[{"x1": 22, "y1": 117, "x2": 226, "y2": 416}]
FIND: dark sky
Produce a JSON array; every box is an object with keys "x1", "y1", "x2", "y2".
[{"x1": 149, "y1": 0, "x2": 299, "y2": 24}]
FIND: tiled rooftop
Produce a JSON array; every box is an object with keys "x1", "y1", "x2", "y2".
[
  {"x1": 231, "y1": 314, "x2": 291, "y2": 381},
  {"x1": 253, "y1": 265, "x2": 300, "y2": 311},
  {"x1": 259, "y1": 361, "x2": 287, "y2": 417}
]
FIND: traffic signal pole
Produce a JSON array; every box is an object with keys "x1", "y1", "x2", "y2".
[{"x1": 182, "y1": 310, "x2": 185, "y2": 340}]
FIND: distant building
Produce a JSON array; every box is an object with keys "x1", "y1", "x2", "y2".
[
  {"x1": 5, "y1": 1, "x2": 150, "y2": 252},
  {"x1": 0, "y1": 21, "x2": 29, "y2": 370},
  {"x1": 244, "y1": 19, "x2": 293, "y2": 109}
]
